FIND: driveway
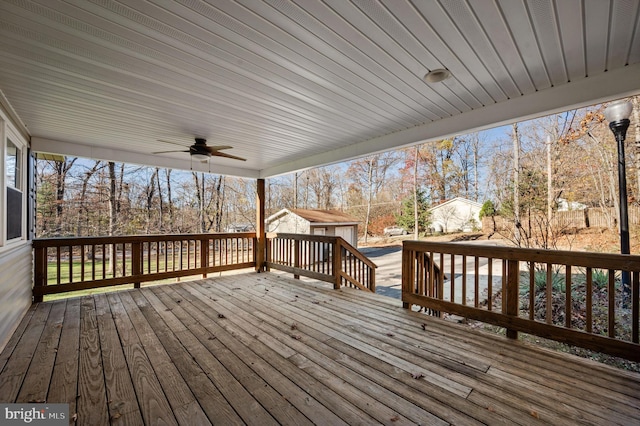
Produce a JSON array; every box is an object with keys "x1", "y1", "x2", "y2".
[{"x1": 359, "y1": 240, "x2": 505, "y2": 301}]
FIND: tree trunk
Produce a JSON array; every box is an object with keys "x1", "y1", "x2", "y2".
[
  {"x1": 513, "y1": 123, "x2": 521, "y2": 245},
  {"x1": 156, "y1": 168, "x2": 163, "y2": 232},
  {"x1": 108, "y1": 162, "x2": 117, "y2": 271},
  {"x1": 413, "y1": 146, "x2": 419, "y2": 239},
  {"x1": 363, "y1": 157, "x2": 374, "y2": 244},
  {"x1": 76, "y1": 161, "x2": 101, "y2": 236},
  {"x1": 165, "y1": 169, "x2": 174, "y2": 232}
]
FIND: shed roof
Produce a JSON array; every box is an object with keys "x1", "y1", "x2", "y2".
[
  {"x1": 267, "y1": 208, "x2": 359, "y2": 225},
  {"x1": 429, "y1": 197, "x2": 483, "y2": 211}
]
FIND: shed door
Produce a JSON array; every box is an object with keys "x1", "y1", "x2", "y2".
[{"x1": 335, "y1": 226, "x2": 354, "y2": 246}]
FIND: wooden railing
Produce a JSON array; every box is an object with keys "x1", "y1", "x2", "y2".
[
  {"x1": 266, "y1": 233, "x2": 376, "y2": 292},
  {"x1": 33, "y1": 233, "x2": 256, "y2": 301},
  {"x1": 402, "y1": 241, "x2": 640, "y2": 361}
]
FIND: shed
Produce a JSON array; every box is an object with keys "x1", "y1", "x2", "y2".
[
  {"x1": 429, "y1": 197, "x2": 483, "y2": 233},
  {"x1": 267, "y1": 209, "x2": 359, "y2": 247}
]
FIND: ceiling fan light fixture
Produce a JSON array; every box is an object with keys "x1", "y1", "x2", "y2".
[
  {"x1": 191, "y1": 153, "x2": 210, "y2": 161},
  {"x1": 424, "y1": 68, "x2": 451, "y2": 83}
]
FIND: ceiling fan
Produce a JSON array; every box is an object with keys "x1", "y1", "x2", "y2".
[{"x1": 153, "y1": 138, "x2": 246, "y2": 162}]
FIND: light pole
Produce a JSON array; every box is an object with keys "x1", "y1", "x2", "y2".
[{"x1": 604, "y1": 99, "x2": 633, "y2": 298}]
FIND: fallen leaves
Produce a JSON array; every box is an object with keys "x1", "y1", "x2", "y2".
[
  {"x1": 217, "y1": 314, "x2": 226, "y2": 319},
  {"x1": 390, "y1": 415, "x2": 400, "y2": 422},
  {"x1": 291, "y1": 334, "x2": 302, "y2": 340},
  {"x1": 421, "y1": 323, "x2": 427, "y2": 330},
  {"x1": 290, "y1": 323, "x2": 298, "y2": 330},
  {"x1": 411, "y1": 372, "x2": 425, "y2": 380}
]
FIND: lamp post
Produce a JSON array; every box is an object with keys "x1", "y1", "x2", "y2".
[{"x1": 604, "y1": 99, "x2": 633, "y2": 298}]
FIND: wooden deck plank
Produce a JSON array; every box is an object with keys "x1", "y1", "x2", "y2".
[
  {"x1": 0, "y1": 302, "x2": 52, "y2": 402},
  {"x1": 0, "y1": 304, "x2": 37, "y2": 374},
  {"x1": 154, "y1": 285, "x2": 315, "y2": 426},
  {"x1": 15, "y1": 300, "x2": 66, "y2": 404},
  {"x1": 276, "y1": 278, "x2": 640, "y2": 424},
  {"x1": 142, "y1": 287, "x2": 280, "y2": 426},
  {"x1": 102, "y1": 292, "x2": 178, "y2": 426},
  {"x1": 272, "y1": 273, "x2": 640, "y2": 398},
  {"x1": 94, "y1": 294, "x2": 144, "y2": 425},
  {"x1": 195, "y1": 280, "x2": 446, "y2": 425},
  {"x1": 1, "y1": 272, "x2": 639, "y2": 425},
  {"x1": 179, "y1": 282, "x2": 379, "y2": 425},
  {"x1": 77, "y1": 297, "x2": 109, "y2": 426},
  {"x1": 217, "y1": 274, "x2": 637, "y2": 425},
  {"x1": 167, "y1": 284, "x2": 349, "y2": 426},
  {"x1": 208, "y1": 276, "x2": 541, "y2": 426},
  {"x1": 48, "y1": 297, "x2": 81, "y2": 417},
  {"x1": 213, "y1": 275, "x2": 473, "y2": 398},
  {"x1": 127, "y1": 290, "x2": 245, "y2": 426},
  {"x1": 115, "y1": 292, "x2": 212, "y2": 426}
]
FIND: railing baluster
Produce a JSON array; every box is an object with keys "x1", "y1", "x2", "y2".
[
  {"x1": 69, "y1": 245, "x2": 73, "y2": 283},
  {"x1": 586, "y1": 267, "x2": 593, "y2": 333},
  {"x1": 461, "y1": 255, "x2": 467, "y2": 306},
  {"x1": 474, "y1": 257, "x2": 479, "y2": 308},
  {"x1": 633, "y1": 271, "x2": 639, "y2": 343},
  {"x1": 450, "y1": 253, "x2": 455, "y2": 303},
  {"x1": 546, "y1": 263, "x2": 553, "y2": 324},
  {"x1": 529, "y1": 261, "x2": 535, "y2": 320},
  {"x1": 565, "y1": 265, "x2": 572, "y2": 328},
  {"x1": 487, "y1": 257, "x2": 493, "y2": 311},
  {"x1": 609, "y1": 269, "x2": 615, "y2": 338}
]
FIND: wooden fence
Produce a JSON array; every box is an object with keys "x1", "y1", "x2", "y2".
[
  {"x1": 402, "y1": 241, "x2": 640, "y2": 362},
  {"x1": 483, "y1": 206, "x2": 640, "y2": 232}
]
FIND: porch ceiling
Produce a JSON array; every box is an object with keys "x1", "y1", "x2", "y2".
[{"x1": 1, "y1": 1, "x2": 639, "y2": 178}]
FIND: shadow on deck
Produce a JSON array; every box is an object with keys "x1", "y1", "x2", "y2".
[{"x1": 1, "y1": 272, "x2": 639, "y2": 425}]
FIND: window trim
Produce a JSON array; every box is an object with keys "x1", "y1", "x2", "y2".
[{"x1": 2, "y1": 120, "x2": 28, "y2": 247}]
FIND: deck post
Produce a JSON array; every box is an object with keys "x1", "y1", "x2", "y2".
[
  {"x1": 506, "y1": 259, "x2": 519, "y2": 339},
  {"x1": 401, "y1": 243, "x2": 411, "y2": 309},
  {"x1": 294, "y1": 238, "x2": 301, "y2": 279},
  {"x1": 255, "y1": 178, "x2": 266, "y2": 272},
  {"x1": 201, "y1": 236, "x2": 209, "y2": 278},
  {"x1": 132, "y1": 241, "x2": 142, "y2": 288},
  {"x1": 33, "y1": 245, "x2": 46, "y2": 303},
  {"x1": 333, "y1": 238, "x2": 342, "y2": 289}
]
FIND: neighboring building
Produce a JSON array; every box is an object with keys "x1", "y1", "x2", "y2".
[
  {"x1": 266, "y1": 208, "x2": 359, "y2": 247},
  {"x1": 429, "y1": 197, "x2": 483, "y2": 233},
  {"x1": 557, "y1": 198, "x2": 587, "y2": 211}
]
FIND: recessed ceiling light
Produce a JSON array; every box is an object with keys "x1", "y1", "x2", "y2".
[{"x1": 424, "y1": 69, "x2": 451, "y2": 83}]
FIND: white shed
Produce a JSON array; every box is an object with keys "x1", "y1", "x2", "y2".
[
  {"x1": 429, "y1": 197, "x2": 483, "y2": 233},
  {"x1": 266, "y1": 209, "x2": 359, "y2": 247}
]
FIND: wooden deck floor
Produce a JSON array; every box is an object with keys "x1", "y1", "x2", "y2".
[{"x1": 1, "y1": 272, "x2": 639, "y2": 425}]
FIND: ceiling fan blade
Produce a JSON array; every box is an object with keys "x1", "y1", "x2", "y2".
[
  {"x1": 203, "y1": 145, "x2": 233, "y2": 152},
  {"x1": 210, "y1": 151, "x2": 247, "y2": 161},
  {"x1": 152, "y1": 150, "x2": 190, "y2": 154},
  {"x1": 156, "y1": 139, "x2": 190, "y2": 147}
]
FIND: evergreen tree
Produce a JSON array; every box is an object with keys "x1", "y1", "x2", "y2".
[{"x1": 396, "y1": 189, "x2": 431, "y2": 234}]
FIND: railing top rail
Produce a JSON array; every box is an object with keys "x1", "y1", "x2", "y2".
[
  {"x1": 403, "y1": 240, "x2": 640, "y2": 271},
  {"x1": 33, "y1": 232, "x2": 257, "y2": 247},
  {"x1": 266, "y1": 232, "x2": 339, "y2": 244},
  {"x1": 339, "y1": 237, "x2": 377, "y2": 269}
]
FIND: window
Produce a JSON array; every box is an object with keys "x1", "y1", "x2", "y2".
[{"x1": 6, "y1": 137, "x2": 23, "y2": 240}]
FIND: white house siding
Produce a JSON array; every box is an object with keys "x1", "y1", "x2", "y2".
[
  {"x1": 268, "y1": 213, "x2": 310, "y2": 234},
  {"x1": 0, "y1": 242, "x2": 32, "y2": 352},
  {"x1": 430, "y1": 198, "x2": 482, "y2": 233}
]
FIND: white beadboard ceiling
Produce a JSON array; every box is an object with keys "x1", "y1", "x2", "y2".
[{"x1": 1, "y1": 0, "x2": 639, "y2": 178}]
